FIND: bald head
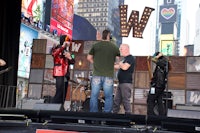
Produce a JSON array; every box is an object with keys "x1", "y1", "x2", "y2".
[{"x1": 119, "y1": 44, "x2": 130, "y2": 57}]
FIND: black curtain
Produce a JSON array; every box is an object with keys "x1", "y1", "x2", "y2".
[{"x1": 0, "y1": 1, "x2": 21, "y2": 107}]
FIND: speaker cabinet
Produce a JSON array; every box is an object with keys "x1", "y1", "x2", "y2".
[{"x1": 153, "y1": 99, "x2": 173, "y2": 115}]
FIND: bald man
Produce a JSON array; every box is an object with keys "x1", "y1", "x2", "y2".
[
  {"x1": 113, "y1": 44, "x2": 135, "y2": 114},
  {"x1": 0, "y1": 59, "x2": 6, "y2": 66}
]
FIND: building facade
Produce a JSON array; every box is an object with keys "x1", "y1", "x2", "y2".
[
  {"x1": 76, "y1": 0, "x2": 124, "y2": 45},
  {"x1": 194, "y1": 5, "x2": 200, "y2": 56},
  {"x1": 158, "y1": 0, "x2": 179, "y2": 56}
]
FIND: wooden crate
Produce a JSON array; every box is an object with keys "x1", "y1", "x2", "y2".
[{"x1": 168, "y1": 73, "x2": 186, "y2": 89}]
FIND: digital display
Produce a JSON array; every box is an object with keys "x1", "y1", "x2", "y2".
[
  {"x1": 18, "y1": 24, "x2": 38, "y2": 78},
  {"x1": 50, "y1": 0, "x2": 74, "y2": 38}
]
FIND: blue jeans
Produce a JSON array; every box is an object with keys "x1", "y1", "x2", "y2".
[{"x1": 90, "y1": 76, "x2": 114, "y2": 113}]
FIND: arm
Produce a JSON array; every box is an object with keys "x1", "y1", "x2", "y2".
[
  {"x1": 154, "y1": 52, "x2": 167, "y2": 68},
  {"x1": 114, "y1": 61, "x2": 130, "y2": 70},
  {"x1": 156, "y1": 57, "x2": 168, "y2": 68},
  {"x1": 118, "y1": 62, "x2": 131, "y2": 70},
  {"x1": 69, "y1": 58, "x2": 75, "y2": 64},
  {"x1": 52, "y1": 47, "x2": 63, "y2": 57},
  {"x1": 63, "y1": 51, "x2": 75, "y2": 65},
  {"x1": 115, "y1": 56, "x2": 120, "y2": 62},
  {"x1": 87, "y1": 54, "x2": 94, "y2": 63},
  {"x1": 52, "y1": 42, "x2": 67, "y2": 57},
  {"x1": 114, "y1": 56, "x2": 120, "y2": 69}
]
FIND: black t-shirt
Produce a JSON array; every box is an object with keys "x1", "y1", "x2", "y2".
[{"x1": 117, "y1": 55, "x2": 135, "y2": 83}]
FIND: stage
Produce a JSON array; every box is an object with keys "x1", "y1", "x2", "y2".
[{"x1": 0, "y1": 108, "x2": 199, "y2": 133}]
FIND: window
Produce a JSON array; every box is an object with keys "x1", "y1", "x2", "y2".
[{"x1": 167, "y1": 0, "x2": 172, "y2": 4}]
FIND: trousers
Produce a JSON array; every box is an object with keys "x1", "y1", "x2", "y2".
[{"x1": 147, "y1": 88, "x2": 165, "y2": 116}]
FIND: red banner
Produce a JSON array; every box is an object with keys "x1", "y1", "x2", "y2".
[
  {"x1": 36, "y1": 129, "x2": 80, "y2": 133},
  {"x1": 50, "y1": 18, "x2": 73, "y2": 39}
]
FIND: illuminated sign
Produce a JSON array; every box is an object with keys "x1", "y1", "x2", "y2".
[
  {"x1": 51, "y1": 0, "x2": 74, "y2": 39},
  {"x1": 161, "y1": 40, "x2": 174, "y2": 56},
  {"x1": 50, "y1": 18, "x2": 73, "y2": 39},
  {"x1": 21, "y1": 0, "x2": 44, "y2": 22},
  {"x1": 160, "y1": 34, "x2": 175, "y2": 55},
  {"x1": 159, "y1": 5, "x2": 177, "y2": 23},
  {"x1": 119, "y1": 5, "x2": 154, "y2": 38},
  {"x1": 18, "y1": 24, "x2": 38, "y2": 79}
]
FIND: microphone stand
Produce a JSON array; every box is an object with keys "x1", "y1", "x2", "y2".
[
  {"x1": 164, "y1": 58, "x2": 169, "y2": 116},
  {"x1": 72, "y1": 79, "x2": 85, "y2": 112},
  {"x1": 144, "y1": 56, "x2": 153, "y2": 131}
]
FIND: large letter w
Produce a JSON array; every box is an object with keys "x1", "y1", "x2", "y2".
[{"x1": 119, "y1": 5, "x2": 154, "y2": 38}]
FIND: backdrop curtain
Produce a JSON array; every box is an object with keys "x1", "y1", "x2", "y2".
[{"x1": 0, "y1": 1, "x2": 21, "y2": 107}]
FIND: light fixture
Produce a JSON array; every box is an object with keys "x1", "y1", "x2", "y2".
[{"x1": 78, "y1": 60, "x2": 82, "y2": 66}]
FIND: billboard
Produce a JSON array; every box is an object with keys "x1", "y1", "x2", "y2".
[
  {"x1": 159, "y1": 5, "x2": 177, "y2": 23},
  {"x1": 18, "y1": 24, "x2": 38, "y2": 79},
  {"x1": 160, "y1": 40, "x2": 175, "y2": 55},
  {"x1": 50, "y1": 0, "x2": 74, "y2": 39},
  {"x1": 160, "y1": 34, "x2": 175, "y2": 56},
  {"x1": 21, "y1": 0, "x2": 45, "y2": 23}
]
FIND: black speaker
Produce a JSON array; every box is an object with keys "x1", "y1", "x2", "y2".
[
  {"x1": 153, "y1": 99, "x2": 173, "y2": 115},
  {"x1": 163, "y1": 91, "x2": 172, "y2": 98},
  {"x1": 163, "y1": 98, "x2": 173, "y2": 109},
  {"x1": 33, "y1": 103, "x2": 62, "y2": 111}
]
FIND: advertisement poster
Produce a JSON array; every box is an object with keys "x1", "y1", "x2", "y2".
[
  {"x1": 161, "y1": 40, "x2": 174, "y2": 56},
  {"x1": 50, "y1": 0, "x2": 74, "y2": 38},
  {"x1": 18, "y1": 23, "x2": 38, "y2": 78},
  {"x1": 21, "y1": 0, "x2": 45, "y2": 24},
  {"x1": 186, "y1": 90, "x2": 200, "y2": 105},
  {"x1": 187, "y1": 56, "x2": 200, "y2": 72}
]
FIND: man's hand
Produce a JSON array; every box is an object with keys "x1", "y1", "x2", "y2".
[
  {"x1": 64, "y1": 52, "x2": 72, "y2": 60},
  {"x1": 87, "y1": 54, "x2": 94, "y2": 63},
  {"x1": 0, "y1": 59, "x2": 6, "y2": 66},
  {"x1": 62, "y1": 41, "x2": 70, "y2": 48}
]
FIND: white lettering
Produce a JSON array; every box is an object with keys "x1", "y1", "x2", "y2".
[
  {"x1": 71, "y1": 42, "x2": 82, "y2": 52},
  {"x1": 57, "y1": 23, "x2": 69, "y2": 33},
  {"x1": 190, "y1": 92, "x2": 200, "y2": 104}
]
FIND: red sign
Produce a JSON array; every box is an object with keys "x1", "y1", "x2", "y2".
[
  {"x1": 50, "y1": 0, "x2": 74, "y2": 39},
  {"x1": 36, "y1": 129, "x2": 80, "y2": 133},
  {"x1": 50, "y1": 18, "x2": 73, "y2": 39}
]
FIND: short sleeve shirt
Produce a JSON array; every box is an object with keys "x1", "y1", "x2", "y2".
[
  {"x1": 117, "y1": 55, "x2": 135, "y2": 83},
  {"x1": 89, "y1": 41, "x2": 120, "y2": 77}
]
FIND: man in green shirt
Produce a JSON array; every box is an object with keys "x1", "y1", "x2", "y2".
[{"x1": 87, "y1": 29, "x2": 120, "y2": 112}]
